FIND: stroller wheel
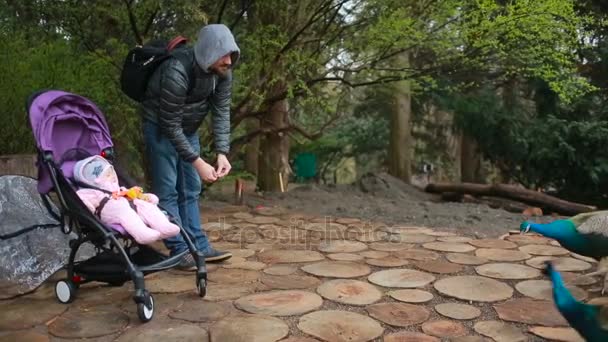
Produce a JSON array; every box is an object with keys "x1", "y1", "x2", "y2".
[
  {"x1": 55, "y1": 279, "x2": 76, "y2": 304},
  {"x1": 137, "y1": 292, "x2": 154, "y2": 322},
  {"x1": 197, "y1": 278, "x2": 207, "y2": 298}
]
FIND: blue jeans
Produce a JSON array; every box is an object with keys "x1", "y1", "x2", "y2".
[{"x1": 142, "y1": 120, "x2": 210, "y2": 255}]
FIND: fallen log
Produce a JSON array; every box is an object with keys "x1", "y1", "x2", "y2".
[{"x1": 425, "y1": 182, "x2": 597, "y2": 216}]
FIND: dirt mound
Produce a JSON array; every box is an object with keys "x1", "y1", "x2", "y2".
[{"x1": 206, "y1": 172, "x2": 555, "y2": 238}]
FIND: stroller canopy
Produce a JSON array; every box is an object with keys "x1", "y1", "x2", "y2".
[{"x1": 27, "y1": 90, "x2": 114, "y2": 194}]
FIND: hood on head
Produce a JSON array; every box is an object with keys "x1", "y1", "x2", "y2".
[
  {"x1": 73, "y1": 155, "x2": 117, "y2": 191},
  {"x1": 193, "y1": 24, "x2": 240, "y2": 73}
]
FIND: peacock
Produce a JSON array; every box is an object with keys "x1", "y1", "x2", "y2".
[
  {"x1": 544, "y1": 261, "x2": 608, "y2": 342},
  {"x1": 520, "y1": 210, "x2": 608, "y2": 294}
]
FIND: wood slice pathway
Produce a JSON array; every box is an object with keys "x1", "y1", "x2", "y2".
[{"x1": 0, "y1": 205, "x2": 593, "y2": 341}]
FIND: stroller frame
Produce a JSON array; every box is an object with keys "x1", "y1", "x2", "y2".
[{"x1": 26, "y1": 89, "x2": 207, "y2": 323}]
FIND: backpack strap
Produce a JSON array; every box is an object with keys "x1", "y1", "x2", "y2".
[{"x1": 167, "y1": 36, "x2": 188, "y2": 51}]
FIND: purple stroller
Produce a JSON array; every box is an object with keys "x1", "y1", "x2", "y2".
[{"x1": 26, "y1": 89, "x2": 207, "y2": 322}]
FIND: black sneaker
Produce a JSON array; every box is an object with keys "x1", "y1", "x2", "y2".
[
  {"x1": 177, "y1": 253, "x2": 197, "y2": 271},
  {"x1": 204, "y1": 248, "x2": 232, "y2": 262}
]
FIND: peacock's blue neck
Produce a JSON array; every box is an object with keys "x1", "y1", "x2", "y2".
[
  {"x1": 550, "y1": 266, "x2": 607, "y2": 341},
  {"x1": 527, "y1": 220, "x2": 587, "y2": 254}
]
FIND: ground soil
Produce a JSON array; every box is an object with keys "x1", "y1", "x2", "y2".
[{"x1": 206, "y1": 172, "x2": 558, "y2": 239}]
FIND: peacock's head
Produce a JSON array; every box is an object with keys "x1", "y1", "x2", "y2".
[{"x1": 520, "y1": 221, "x2": 534, "y2": 234}]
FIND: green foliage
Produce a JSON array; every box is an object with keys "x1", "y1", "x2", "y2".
[{"x1": 443, "y1": 82, "x2": 608, "y2": 200}]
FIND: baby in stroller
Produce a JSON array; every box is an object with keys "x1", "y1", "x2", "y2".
[{"x1": 73, "y1": 155, "x2": 179, "y2": 244}]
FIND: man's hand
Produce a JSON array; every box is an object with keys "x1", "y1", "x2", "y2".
[
  {"x1": 216, "y1": 154, "x2": 232, "y2": 178},
  {"x1": 193, "y1": 157, "x2": 218, "y2": 183}
]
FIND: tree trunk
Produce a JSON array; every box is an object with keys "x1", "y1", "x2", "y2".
[
  {"x1": 425, "y1": 182, "x2": 597, "y2": 215},
  {"x1": 460, "y1": 134, "x2": 483, "y2": 183},
  {"x1": 388, "y1": 52, "x2": 412, "y2": 183},
  {"x1": 245, "y1": 118, "x2": 260, "y2": 177},
  {"x1": 257, "y1": 89, "x2": 291, "y2": 192}
]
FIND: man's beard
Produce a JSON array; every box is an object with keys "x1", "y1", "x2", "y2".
[{"x1": 210, "y1": 65, "x2": 230, "y2": 77}]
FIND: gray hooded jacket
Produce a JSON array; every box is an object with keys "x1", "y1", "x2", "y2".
[{"x1": 140, "y1": 24, "x2": 240, "y2": 162}]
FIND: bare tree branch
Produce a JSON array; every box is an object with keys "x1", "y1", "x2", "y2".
[
  {"x1": 230, "y1": 0, "x2": 255, "y2": 30},
  {"x1": 142, "y1": 4, "x2": 160, "y2": 38},
  {"x1": 216, "y1": 0, "x2": 229, "y2": 23},
  {"x1": 122, "y1": 0, "x2": 142, "y2": 44}
]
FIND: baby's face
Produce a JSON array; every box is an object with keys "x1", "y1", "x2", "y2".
[{"x1": 99, "y1": 166, "x2": 118, "y2": 185}]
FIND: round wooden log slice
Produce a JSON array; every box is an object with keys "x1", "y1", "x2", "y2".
[
  {"x1": 245, "y1": 216, "x2": 281, "y2": 224},
  {"x1": 318, "y1": 240, "x2": 367, "y2": 253},
  {"x1": 298, "y1": 310, "x2": 384, "y2": 342},
  {"x1": 515, "y1": 280, "x2": 588, "y2": 301},
  {"x1": 388, "y1": 289, "x2": 434, "y2": 303},
  {"x1": 204, "y1": 283, "x2": 257, "y2": 301},
  {"x1": 210, "y1": 314, "x2": 289, "y2": 342},
  {"x1": 518, "y1": 244, "x2": 570, "y2": 256},
  {"x1": 589, "y1": 297, "x2": 608, "y2": 305},
  {"x1": 264, "y1": 264, "x2": 298, "y2": 276},
  {"x1": 359, "y1": 250, "x2": 389, "y2": 259},
  {"x1": 422, "y1": 320, "x2": 468, "y2": 338},
  {"x1": 384, "y1": 332, "x2": 440, "y2": 342},
  {"x1": 116, "y1": 323, "x2": 209, "y2": 342},
  {"x1": 474, "y1": 263, "x2": 541, "y2": 280},
  {"x1": 258, "y1": 250, "x2": 325, "y2": 264},
  {"x1": 366, "y1": 302, "x2": 431, "y2": 327},
  {"x1": 233, "y1": 212, "x2": 254, "y2": 219},
  {"x1": 224, "y1": 260, "x2": 267, "y2": 271},
  {"x1": 235, "y1": 290, "x2": 323, "y2": 316},
  {"x1": 356, "y1": 230, "x2": 388, "y2": 242},
  {"x1": 368, "y1": 269, "x2": 436, "y2": 288},
  {"x1": 169, "y1": 301, "x2": 234, "y2": 323},
  {"x1": 388, "y1": 234, "x2": 436, "y2": 244},
  {"x1": 301, "y1": 261, "x2": 371, "y2": 278},
  {"x1": 525, "y1": 256, "x2": 592, "y2": 271},
  {"x1": 561, "y1": 271, "x2": 597, "y2": 286},
  {"x1": 327, "y1": 253, "x2": 364, "y2": 261},
  {"x1": 446, "y1": 253, "x2": 489, "y2": 265},
  {"x1": 468, "y1": 239, "x2": 517, "y2": 249},
  {"x1": 366, "y1": 256, "x2": 410, "y2": 267},
  {"x1": 415, "y1": 260, "x2": 464, "y2": 274},
  {"x1": 528, "y1": 326, "x2": 585, "y2": 342},
  {"x1": 0, "y1": 299, "x2": 68, "y2": 330},
  {"x1": 384, "y1": 226, "x2": 435, "y2": 234},
  {"x1": 425, "y1": 230, "x2": 458, "y2": 237},
  {"x1": 493, "y1": 298, "x2": 568, "y2": 326},
  {"x1": 227, "y1": 248, "x2": 256, "y2": 258},
  {"x1": 205, "y1": 221, "x2": 235, "y2": 231},
  {"x1": 570, "y1": 252, "x2": 597, "y2": 263},
  {"x1": 63, "y1": 283, "x2": 131, "y2": 308},
  {"x1": 506, "y1": 234, "x2": 554, "y2": 245},
  {"x1": 423, "y1": 242, "x2": 476, "y2": 253},
  {"x1": 208, "y1": 268, "x2": 261, "y2": 284},
  {"x1": 143, "y1": 273, "x2": 196, "y2": 293},
  {"x1": 474, "y1": 320, "x2": 527, "y2": 342},
  {"x1": 475, "y1": 248, "x2": 531, "y2": 262},
  {"x1": 435, "y1": 303, "x2": 481, "y2": 320},
  {"x1": 280, "y1": 337, "x2": 322, "y2": 342},
  {"x1": 316, "y1": 279, "x2": 382, "y2": 306},
  {"x1": 434, "y1": 276, "x2": 513, "y2": 302},
  {"x1": 0, "y1": 332, "x2": 49, "y2": 342},
  {"x1": 451, "y1": 336, "x2": 491, "y2": 342},
  {"x1": 261, "y1": 274, "x2": 321, "y2": 290},
  {"x1": 369, "y1": 242, "x2": 414, "y2": 252},
  {"x1": 393, "y1": 248, "x2": 440, "y2": 261},
  {"x1": 48, "y1": 308, "x2": 129, "y2": 339},
  {"x1": 438, "y1": 236, "x2": 473, "y2": 243},
  {"x1": 336, "y1": 217, "x2": 361, "y2": 225}
]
